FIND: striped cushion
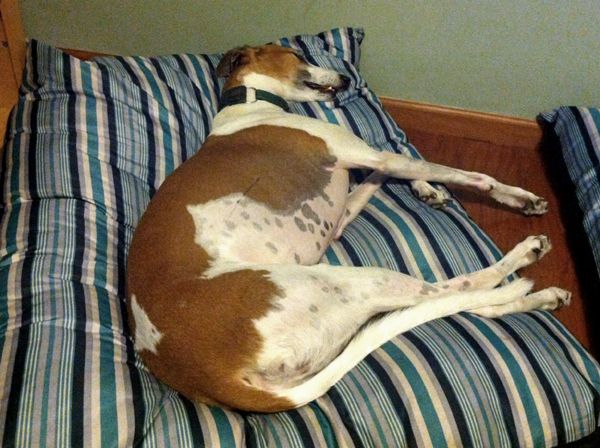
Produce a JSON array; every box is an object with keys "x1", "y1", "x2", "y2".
[
  {"x1": 1, "y1": 30, "x2": 599, "y2": 447},
  {"x1": 540, "y1": 107, "x2": 600, "y2": 281}
]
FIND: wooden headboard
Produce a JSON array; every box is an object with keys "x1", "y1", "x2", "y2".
[{"x1": 0, "y1": 0, "x2": 25, "y2": 138}]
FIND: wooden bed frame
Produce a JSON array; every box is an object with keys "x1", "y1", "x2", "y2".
[{"x1": 1, "y1": 0, "x2": 597, "y2": 357}]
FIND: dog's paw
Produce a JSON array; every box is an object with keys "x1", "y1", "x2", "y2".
[
  {"x1": 522, "y1": 196, "x2": 548, "y2": 216},
  {"x1": 537, "y1": 287, "x2": 572, "y2": 311},
  {"x1": 526, "y1": 235, "x2": 552, "y2": 260},
  {"x1": 488, "y1": 184, "x2": 549, "y2": 216},
  {"x1": 508, "y1": 235, "x2": 552, "y2": 269},
  {"x1": 411, "y1": 181, "x2": 451, "y2": 209},
  {"x1": 555, "y1": 288, "x2": 572, "y2": 308}
]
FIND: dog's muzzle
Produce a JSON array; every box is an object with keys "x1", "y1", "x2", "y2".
[{"x1": 304, "y1": 75, "x2": 351, "y2": 96}]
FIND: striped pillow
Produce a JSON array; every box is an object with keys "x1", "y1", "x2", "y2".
[
  {"x1": 1, "y1": 30, "x2": 599, "y2": 447},
  {"x1": 540, "y1": 107, "x2": 600, "y2": 281}
]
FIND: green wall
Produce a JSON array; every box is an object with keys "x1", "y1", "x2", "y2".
[{"x1": 22, "y1": 0, "x2": 600, "y2": 118}]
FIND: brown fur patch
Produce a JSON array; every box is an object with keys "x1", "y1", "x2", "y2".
[
  {"x1": 132, "y1": 271, "x2": 294, "y2": 412},
  {"x1": 183, "y1": 125, "x2": 336, "y2": 213},
  {"x1": 127, "y1": 125, "x2": 336, "y2": 412},
  {"x1": 222, "y1": 45, "x2": 305, "y2": 91}
]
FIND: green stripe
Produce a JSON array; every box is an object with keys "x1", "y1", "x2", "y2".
[
  {"x1": 512, "y1": 314, "x2": 587, "y2": 438},
  {"x1": 186, "y1": 55, "x2": 217, "y2": 103},
  {"x1": 323, "y1": 245, "x2": 342, "y2": 266},
  {"x1": 322, "y1": 106, "x2": 339, "y2": 125},
  {"x1": 588, "y1": 107, "x2": 600, "y2": 133},
  {"x1": 308, "y1": 403, "x2": 339, "y2": 448},
  {"x1": 539, "y1": 313, "x2": 600, "y2": 391},
  {"x1": 467, "y1": 315, "x2": 544, "y2": 442},
  {"x1": 262, "y1": 415, "x2": 285, "y2": 447},
  {"x1": 210, "y1": 406, "x2": 236, "y2": 446},
  {"x1": 134, "y1": 58, "x2": 175, "y2": 176},
  {"x1": 345, "y1": 219, "x2": 385, "y2": 266},
  {"x1": 382, "y1": 340, "x2": 448, "y2": 448},
  {"x1": 159, "y1": 401, "x2": 172, "y2": 447},
  {"x1": 347, "y1": 363, "x2": 396, "y2": 442},
  {"x1": 331, "y1": 29, "x2": 345, "y2": 58},
  {"x1": 359, "y1": 357, "x2": 409, "y2": 444},
  {"x1": 81, "y1": 63, "x2": 121, "y2": 446},
  {"x1": 452, "y1": 205, "x2": 503, "y2": 264},
  {"x1": 38, "y1": 199, "x2": 63, "y2": 448},
  {"x1": 337, "y1": 380, "x2": 377, "y2": 445},
  {"x1": 421, "y1": 324, "x2": 496, "y2": 446},
  {"x1": 371, "y1": 196, "x2": 435, "y2": 279}
]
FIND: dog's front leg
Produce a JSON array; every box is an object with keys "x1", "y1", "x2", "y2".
[
  {"x1": 324, "y1": 128, "x2": 548, "y2": 215},
  {"x1": 334, "y1": 176, "x2": 452, "y2": 239},
  {"x1": 267, "y1": 115, "x2": 546, "y2": 214},
  {"x1": 333, "y1": 171, "x2": 386, "y2": 238}
]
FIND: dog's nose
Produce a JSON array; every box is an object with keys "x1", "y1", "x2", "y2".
[{"x1": 340, "y1": 75, "x2": 351, "y2": 90}]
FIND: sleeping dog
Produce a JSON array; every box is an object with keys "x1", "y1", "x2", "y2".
[{"x1": 126, "y1": 44, "x2": 570, "y2": 412}]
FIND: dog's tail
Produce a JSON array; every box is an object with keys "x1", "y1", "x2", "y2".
[{"x1": 275, "y1": 278, "x2": 534, "y2": 408}]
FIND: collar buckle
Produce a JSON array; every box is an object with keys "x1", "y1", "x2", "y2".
[{"x1": 245, "y1": 87, "x2": 257, "y2": 104}]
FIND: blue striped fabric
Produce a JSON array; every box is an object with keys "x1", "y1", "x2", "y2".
[
  {"x1": 1, "y1": 30, "x2": 599, "y2": 447},
  {"x1": 540, "y1": 107, "x2": 600, "y2": 281}
]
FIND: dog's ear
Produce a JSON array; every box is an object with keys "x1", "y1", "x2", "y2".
[{"x1": 217, "y1": 46, "x2": 250, "y2": 78}]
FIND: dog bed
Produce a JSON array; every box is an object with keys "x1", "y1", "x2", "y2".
[{"x1": 1, "y1": 28, "x2": 599, "y2": 447}]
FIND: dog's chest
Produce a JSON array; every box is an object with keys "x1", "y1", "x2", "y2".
[{"x1": 187, "y1": 168, "x2": 348, "y2": 266}]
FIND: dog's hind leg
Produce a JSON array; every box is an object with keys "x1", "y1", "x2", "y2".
[
  {"x1": 242, "y1": 235, "x2": 555, "y2": 387},
  {"x1": 433, "y1": 235, "x2": 552, "y2": 293},
  {"x1": 239, "y1": 254, "x2": 567, "y2": 402},
  {"x1": 428, "y1": 235, "x2": 571, "y2": 316},
  {"x1": 237, "y1": 262, "x2": 425, "y2": 392},
  {"x1": 469, "y1": 287, "x2": 571, "y2": 317},
  {"x1": 273, "y1": 277, "x2": 537, "y2": 408},
  {"x1": 241, "y1": 261, "x2": 476, "y2": 392}
]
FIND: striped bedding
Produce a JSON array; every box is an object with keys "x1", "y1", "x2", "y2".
[
  {"x1": 540, "y1": 107, "x2": 600, "y2": 282},
  {"x1": 1, "y1": 29, "x2": 599, "y2": 447}
]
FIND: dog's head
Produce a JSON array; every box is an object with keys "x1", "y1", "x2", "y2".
[{"x1": 217, "y1": 45, "x2": 350, "y2": 102}]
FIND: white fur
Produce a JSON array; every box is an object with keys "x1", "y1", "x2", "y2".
[
  {"x1": 187, "y1": 168, "x2": 349, "y2": 269},
  {"x1": 306, "y1": 66, "x2": 345, "y2": 91},
  {"x1": 130, "y1": 295, "x2": 163, "y2": 355}
]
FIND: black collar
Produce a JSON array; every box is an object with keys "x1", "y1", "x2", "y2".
[{"x1": 219, "y1": 86, "x2": 290, "y2": 112}]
